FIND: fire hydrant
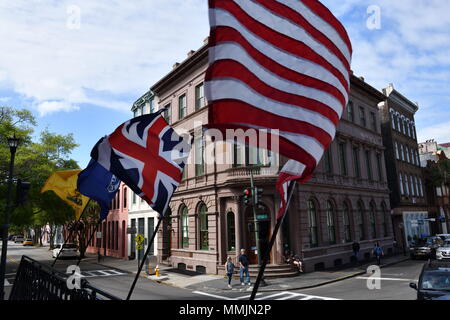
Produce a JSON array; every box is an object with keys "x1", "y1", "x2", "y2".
[{"x1": 155, "y1": 265, "x2": 160, "y2": 277}]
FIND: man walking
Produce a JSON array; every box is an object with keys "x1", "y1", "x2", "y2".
[
  {"x1": 352, "y1": 241, "x2": 360, "y2": 265},
  {"x1": 238, "y1": 248, "x2": 251, "y2": 286},
  {"x1": 372, "y1": 242, "x2": 384, "y2": 265}
]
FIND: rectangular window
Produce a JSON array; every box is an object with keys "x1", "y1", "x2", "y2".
[
  {"x1": 148, "y1": 218, "x2": 155, "y2": 255},
  {"x1": 324, "y1": 148, "x2": 333, "y2": 174},
  {"x1": 130, "y1": 219, "x2": 136, "y2": 254},
  {"x1": 391, "y1": 113, "x2": 395, "y2": 129},
  {"x1": 163, "y1": 104, "x2": 171, "y2": 124},
  {"x1": 395, "y1": 142, "x2": 400, "y2": 159},
  {"x1": 370, "y1": 112, "x2": 377, "y2": 131},
  {"x1": 365, "y1": 150, "x2": 373, "y2": 180},
  {"x1": 150, "y1": 98, "x2": 155, "y2": 113},
  {"x1": 353, "y1": 147, "x2": 361, "y2": 178},
  {"x1": 339, "y1": 143, "x2": 347, "y2": 176},
  {"x1": 178, "y1": 94, "x2": 187, "y2": 120},
  {"x1": 400, "y1": 144, "x2": 404, "y2": 161},
  {"x1": 233, "y1": 140, "x2": 243, "y2": 168},
  {"x1": 376, "y1": 153, "x2": 383, "y2": 181},
  {"x1": 138, "y1": 218, "x2": 145, "y2": 260},
  {"x1": 195, "y1": 136, "x2": 205, "y2": 176},
  {"x1": 359, "y1": 106, "x2": 366, "y2": 127},
  {"x1": 195, "y1": 83, "x2": 205, "y2": 110},
  {"x1": 347, "y1": 101, "x2": 354, "y2": 122}
]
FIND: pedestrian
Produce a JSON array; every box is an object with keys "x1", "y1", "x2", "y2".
[
  {"x1": 290, "y1": 253, "x2": 303, "y2": 272},
  {"x1": 352, "y1": 241, "x2": 360, "y2": 264},
  {"x1": 225, "y1": 257, "x2": 235, "y2": 289},
  {"x1": 238, "y1": 248, "x2": 251, "y2": 286},
  {"x1": 372, "y1": 242, "x2": 384, "y2": 265}
]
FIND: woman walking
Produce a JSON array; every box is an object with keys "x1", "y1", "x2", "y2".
[{"x1": 225, "y1": 256, "x2": 235, "y2": 289}]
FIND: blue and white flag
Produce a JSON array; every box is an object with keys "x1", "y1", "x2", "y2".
[{"x1": 77, "y1": 158, "x2": 121, "y2": 220}]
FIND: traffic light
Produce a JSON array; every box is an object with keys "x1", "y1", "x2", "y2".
[
  {"x1": 243, "y1": 188, "x2": 252, "y2": 206},
  {"x1": 15, "y1": 179, "x2": 31, "y2": 206},
  {"x1": 254, "y1": 187, "x2": 264, "y2": 210}
]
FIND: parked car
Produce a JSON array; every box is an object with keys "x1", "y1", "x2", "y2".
[
  {"x1": 437, "y1": 234, "x2": 450, "y2": 241},
  {"x1": 410, "y1": 260, "x2": 450, "y2": 300},
  {"x1": 8, "y1": 234, "x2": 17, "y2": 241},
  {"x1": 52, "y1": 243, "x2": 79, "y2": 259},
  {"x1": 14, "y1": 236, "x2": 24, "y2": 243},
  {"x1": 410, "y1": 236, "x2": 444, "y2": 259},
  {"x1": 22, "y1": 238, "x2": 33, "y2": 246},
  {"x1": 437, "y1": 241, "x2": 450, "y2": 261}
]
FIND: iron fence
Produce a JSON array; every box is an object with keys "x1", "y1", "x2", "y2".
[{"x1": 9, "y1": 255, "x2": 121, "y2": 300}]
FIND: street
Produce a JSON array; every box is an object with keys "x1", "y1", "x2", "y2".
[
  {"x1": 2, "y1": 242, "x2": 425, "y2": 300},
  {"x1": 2, "y1": 242, "x2": 205, "y2": 300},
  {"x1": 191, "y1": 259, "x2": 423, "y2": 300}
]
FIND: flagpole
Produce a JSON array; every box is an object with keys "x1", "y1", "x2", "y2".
[
  {"x1": 249, "y1": 181, "x2": 297, "y2": 300},
  {"x1": 126, "y1": 214, "x2": 164, "y2": 300},
  {"x1": 51, "y1": 199, "x2": 91, "y2": 267}
]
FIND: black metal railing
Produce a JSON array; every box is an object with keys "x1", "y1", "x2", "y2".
[{"x1": 9, "y1": 255, "x2": 121, "y2": 300}]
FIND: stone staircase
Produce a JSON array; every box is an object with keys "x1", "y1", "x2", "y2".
[{"x1": 218, "y1": 264, "x2": 299, "y2": 279}]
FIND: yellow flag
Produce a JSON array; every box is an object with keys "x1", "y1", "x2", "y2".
[{"x1": 41, "y1": 170, "x2": 90, "y2": 219}]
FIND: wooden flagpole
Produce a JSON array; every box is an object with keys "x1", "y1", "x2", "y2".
[
  {"x1": 249, "y1": 181, "x2": 297, "y2": 300},
  {"x1": 126, "y1": 215, "x2": 164, "y2": 300}
]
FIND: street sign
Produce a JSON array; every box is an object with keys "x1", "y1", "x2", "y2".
[
  {"x1": 135, "y1": 234, "x2": 145, "y2": 244},
  {"x1": 96, "y1": 232, "x2": 102, "y2": 239},
  {"x1": 127, "y1": 227, "x2": 137, "y2": 234}
]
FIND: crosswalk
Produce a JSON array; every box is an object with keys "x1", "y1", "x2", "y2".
[
  {"x1": 193, "y1": 290, "x2": 340, "y2": 301},
  {"x1": 69, "y1": 269, "x2": 127, "y2": 278}
]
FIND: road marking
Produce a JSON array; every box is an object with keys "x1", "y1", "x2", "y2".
[
  {"x1": 192, "y1": 291, "x2": 236, "y2": 300},
  {"x1": 356, "y1": 276, "x2": 413, "y2": 282},
  {"x1": 6, "y1": 256, "x2": 19, "y2": 264},
  {"x1": 71, "y1": 269, "x2": 127, "y2": 278},
  {"x1": 193, "y1": 290, "x2": 340, "y2": 301}
]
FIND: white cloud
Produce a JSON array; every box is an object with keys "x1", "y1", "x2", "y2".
[
  {"x1": 36, "y1": 101, "x2": 79, "y2": 116},
  {"x1": 417, "y1": 121, "x2": 450, "y2": 144},
  {"x1": 0, "y1": 0, "x2": 209, "y2": 115}
]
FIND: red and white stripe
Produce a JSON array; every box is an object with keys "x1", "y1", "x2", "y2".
[{"x1": 205, "y1": 0, "x2": 352, "y2": 218}]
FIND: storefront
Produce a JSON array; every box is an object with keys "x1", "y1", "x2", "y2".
[{"x1": 403, "y1": 211, "x2": 430, "y2": 246}]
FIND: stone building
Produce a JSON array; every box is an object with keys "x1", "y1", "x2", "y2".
[
  {"x1": 131, "y1": 42, "x2": 395, "y2": 274},
  {"x1": 379, "y1": 84, "x2": 429, "y2": 250}
]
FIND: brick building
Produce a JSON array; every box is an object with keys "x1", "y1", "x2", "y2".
[{"x1": 129, "y1": 42, "x2": 395, "y2": 274}]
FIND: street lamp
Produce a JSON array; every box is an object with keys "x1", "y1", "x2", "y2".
[{"x1": 0, "y1": 134, "x2": 20, "y2": 300}]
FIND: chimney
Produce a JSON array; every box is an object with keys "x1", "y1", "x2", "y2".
[
  {"x1": 359, "y1": 76, "x2": 364, "y2": 81},
  {"x1": 203, "y1": 36, "x2": 209, "y2": 44},
  {"x1": 173, "y1": 62, "x2": 180, "y2": 69},
  {"x1": 187, "y1": 50, "x2": 195, "y2": 58}
]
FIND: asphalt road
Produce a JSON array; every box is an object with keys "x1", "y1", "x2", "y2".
[
  {"x1": 2, "y1": 242, "x2": 206, "y2": 300},
  {"x1": 2, "y1": 242, "x2": 426, "y2": 300}
]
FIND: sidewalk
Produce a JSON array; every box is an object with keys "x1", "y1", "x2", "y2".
[{"x1": 87, "y1": 253, "x2": 410, "y2": 293}]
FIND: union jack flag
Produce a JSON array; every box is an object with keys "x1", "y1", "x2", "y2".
[
  {"x1": 91, "y1": 110, "x2": 191, "y2": 216},
  {"x1": 205, "y1": 0, "x2": 352, "y2": 218}
]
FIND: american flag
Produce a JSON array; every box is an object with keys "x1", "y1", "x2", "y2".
[{"x1": 204, "y1": 0, "x2": 352, "y2": 218}]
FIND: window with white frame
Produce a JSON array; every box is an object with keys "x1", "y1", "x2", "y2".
[
  {"x1": 399, "y1": 174, "x2": 404, "y2": 195},
  {"x1": 414, "y1": 176, "x2": 419, "y2": 196},
  {"x1": 395, "y1": 142, "x2": 400, "y2": 159},
  {"x1": 419, "y1": 179, "x2": 424, "y2": 197},
  {"x1": 400, "y1": 144, "x2": 404, "y2": 161},
  {"x1": 405, "y1": 173, "x2": 410, "y2": 196},
  {"x1": 410, "y1": 175, "x2": 415, "y2": 196}
]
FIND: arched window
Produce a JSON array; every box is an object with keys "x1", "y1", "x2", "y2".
[
  {"x1": 369, "y1": 202, "x2": 377, "y2": 239},
  {"x1": 180, "y1": 205, "x2": 189, "y2": 249},
  {"x1": 357, "y1": 201, "x2": 365, "y2": 241},
  {"x1": 343, "y1": 202, "x2": 352, "y2": 243},
  {"x1": 381, "y1": 202, "x2": 389, "y2": 237},
  {"x1": 227, "y1": 212, "x2": 236, "y2": 251},
  {"x1": 123, "y1": 187, "x2": 127, "y2": 209},
  {"x1": 307, "y1": 199, "x2": 318, "y2": 247},
  {"x1": 326, "y1": 201, "x2": 336, "y2": 244},
  {"x1": 198, "y1": 203, "x2": 209, "y2": 250}
]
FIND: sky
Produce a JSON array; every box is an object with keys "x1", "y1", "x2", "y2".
[{"x1": 0, "y1": 0, "x2": 449, "y2": 168}]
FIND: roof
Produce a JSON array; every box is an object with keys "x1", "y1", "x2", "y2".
[{"x1": 440, "y1": 143, "x2": 450, "y2": 148}]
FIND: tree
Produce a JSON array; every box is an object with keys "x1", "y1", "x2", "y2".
[{"x1": 0, "y1": 106, "x2": 80, "y2": 247}]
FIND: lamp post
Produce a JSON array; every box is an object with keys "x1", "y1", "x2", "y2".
[{"x1": 0, "y1": 134, "x2": 20, "y2": 300}]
